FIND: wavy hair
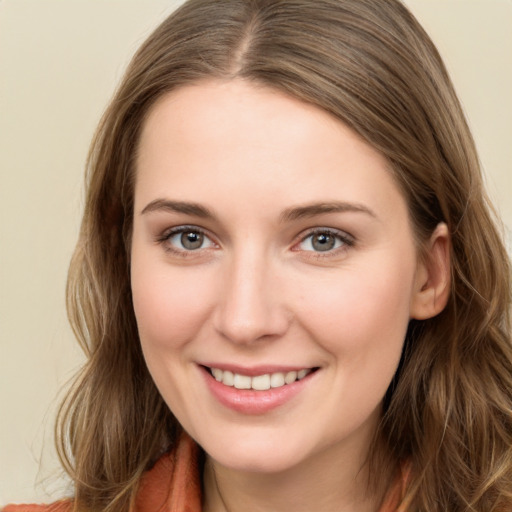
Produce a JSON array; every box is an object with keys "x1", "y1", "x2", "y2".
[{"x1": 57, "y1": 0, "x2": 512, "y2": 510}]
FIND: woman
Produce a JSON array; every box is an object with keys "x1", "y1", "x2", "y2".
[{"x1": 4, "y1": 0, "x2": 512, "y2": 510}]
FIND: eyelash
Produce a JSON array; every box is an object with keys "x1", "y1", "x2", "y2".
[
  {"x1": 156, "y1": 226, "x2": 355, "y2": 257},
  {"x1": 294, "y1": 228, "x2": 354, "y2": 257},
  {"x1": 156, "y1": 225, "x2": 216, "y2": 256}
]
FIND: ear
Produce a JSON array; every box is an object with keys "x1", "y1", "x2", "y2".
[{"x1": 410, "y1": 222, "x2": 451, "y2": 320}]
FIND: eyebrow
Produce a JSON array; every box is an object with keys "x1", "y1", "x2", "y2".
[
  {"x1": 280, "y1": 201, "x2": 377, "y2": 222},
  {"x1": 140, "y1": 198, "x2": 377, "y2": 222},
  {"x1": 140, "y1": 199, "x2": 214, "y2": 218}
]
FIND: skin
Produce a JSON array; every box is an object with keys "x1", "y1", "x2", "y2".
[{"x1": 130, "y1": 79, "x2": 450, "y2": 512}]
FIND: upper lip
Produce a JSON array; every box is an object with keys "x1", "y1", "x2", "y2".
[{"x1": 199, "y1": 363, "x2": 316, "y2": 376}]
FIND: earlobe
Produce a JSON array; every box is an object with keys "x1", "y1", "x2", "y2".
[{"x1": 410, "y1": 222, "x2": 451, "y2": 320}]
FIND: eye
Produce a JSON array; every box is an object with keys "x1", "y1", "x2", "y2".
[
  {"x1": 163, "y1": 226, "x2": 215, "y2": 252},
  {"x1": 297, "y1": 229, "x2": 353, "y2": 253}
]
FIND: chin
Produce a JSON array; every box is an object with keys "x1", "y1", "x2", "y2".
[
  {"x1": 212, "y1": 450, "x2": 304, "y2": 474},
  {"x1": 198, "y1": 429, "x2": 314, "y2": 474}
]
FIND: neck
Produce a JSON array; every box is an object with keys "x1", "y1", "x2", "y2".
[{"x1": 202, "y1": 431, "x2": 390, "y2": 512}]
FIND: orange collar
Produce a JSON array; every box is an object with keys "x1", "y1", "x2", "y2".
[{"x1": 136, "y1": 433, "x2": 408, "y2": 512}]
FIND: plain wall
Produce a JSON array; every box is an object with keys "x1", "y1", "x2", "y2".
[{"x1": 1, "y1": 0, "x2": 511, "y2": 505}]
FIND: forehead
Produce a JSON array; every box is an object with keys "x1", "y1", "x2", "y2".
[
  {"x1": 134, "y1": 79, "x2": 407, "y2": 223},
  {"x1": 138, "y1": 80, "x2": 350, "y2": 168}
]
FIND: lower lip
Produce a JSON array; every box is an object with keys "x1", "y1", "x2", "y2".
[{"x1": 200, "y1": 366, "x2": 316, "y2": 415}]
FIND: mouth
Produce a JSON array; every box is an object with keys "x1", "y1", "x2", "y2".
[
  {"x1": 205, "y1": 366, "x2": 318, "y2": 391},
  {"x1": 199, "y1": 364, "x2": 320, "y2": 414}
]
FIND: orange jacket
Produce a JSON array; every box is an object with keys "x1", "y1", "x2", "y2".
[{"x1": 3, "y1": 434, "x2": 408, "y2": 511}]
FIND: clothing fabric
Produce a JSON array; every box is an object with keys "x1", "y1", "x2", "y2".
[{"x1": 3, "y1": 433, "x2": 408, "y2": 511}]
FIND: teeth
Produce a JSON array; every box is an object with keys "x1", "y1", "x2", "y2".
[
  {"x1": 270, "y1": 372, "x2": 285, "y2": 388},
  {"x1": 222, "y1": 370, "x2": 234, "y2": 386},
  {"x1": 210, "y1": 367, "x2": 312, "y2": 390},
  {"x1": 284, "y1": 370, "x2": 297, "y2": 384},
  {"x1": 297, "y1": 369, "x2": 308, "y2": 380},
  {"x1": 252, "y1": 374, "x2": 271, "y2": 390},
  {"x1": 233, "y1": 374, "x2": 251, "y2": 389}
]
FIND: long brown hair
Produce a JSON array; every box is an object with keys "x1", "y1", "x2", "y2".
[{"x1": 58, "y1": 0, "x2": 512, "y2": 510}]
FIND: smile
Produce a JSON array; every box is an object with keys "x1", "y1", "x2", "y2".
[
  {"x1": 209, "y1": 367, "x2": 313, "y2": 391},
  {"x1": 200, "y1": 364, "x2": 319, "y2": 414}
]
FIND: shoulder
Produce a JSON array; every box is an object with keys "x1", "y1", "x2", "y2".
[
  {"x1": 2, "y1": 436, "x2": 198, "y2": 512},
  {"x1": 2, "y1": 500, "x2": 72, "y2": 512}
]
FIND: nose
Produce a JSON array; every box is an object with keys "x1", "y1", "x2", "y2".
[{"x1": 213, "y1": 248, "x2": 291, "y2": 345}]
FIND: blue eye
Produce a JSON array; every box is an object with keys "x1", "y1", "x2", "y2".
[
  {"x1": 166, "y1": 228, "x2": 215, "y2": 251},
  {"x1": 298, "y1": 230, "x2": 351, "y2": 252}
]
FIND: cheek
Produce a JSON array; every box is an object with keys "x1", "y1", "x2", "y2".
[
  {"x1": 131, "y1": 257, "x2": 214, "y2": 351},
  {"x1": 295, "y1": 256, "x2": 414, "y2": 358}
]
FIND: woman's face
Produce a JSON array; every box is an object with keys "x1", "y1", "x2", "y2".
[{"x1": 131, "y1": 80, "x2": 429, "y2": 474}]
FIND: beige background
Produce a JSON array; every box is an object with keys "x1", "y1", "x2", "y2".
[{"x1": 1, "y1": 0, "x2": 511, "y2": 505}]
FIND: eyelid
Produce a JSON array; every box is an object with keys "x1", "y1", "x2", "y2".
[
  {"x1": 293, "y1": 227, "x2": 355, "y2": 254},
  {"x1": 155, "y1": 224, "x2": 354, "y2": 258},
  {"x1": 156, "y1": 224, "x2": 218, "y2": 254}
]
